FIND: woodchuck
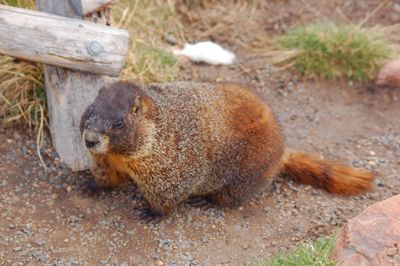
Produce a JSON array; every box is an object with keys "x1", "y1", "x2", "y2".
[{"x1": 80, "y1": 81, "x2": 375, "y2": 218}]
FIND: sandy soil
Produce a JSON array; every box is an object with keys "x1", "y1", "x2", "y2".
[{"x1": 1, "y1": 1, "x2": 399, "y2": 265}]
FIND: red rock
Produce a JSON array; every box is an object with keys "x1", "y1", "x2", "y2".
[
  {"x1": 331, "y1": 194, "x2": 400, "y2": 266},
  {"x1": 376, "y1": 59, "x2": 400, "y2": 86}
]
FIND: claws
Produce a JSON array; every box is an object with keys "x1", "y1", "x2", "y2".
[
  {"x1": 79, "y1": 179, "x2": 111, "y2": 196},
  {"x1": 187, "y1": 196, "x2": 214, "y2": 209},
  {"x1": 133, "y1": 206, "x2": 162, "y2": 224}
]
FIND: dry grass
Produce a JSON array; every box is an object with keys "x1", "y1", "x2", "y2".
[
  {"x1": 0, "y1": 57, "x2": 45, "y2": 126},
  {"x1": 112, "y1": 0, "x2": 186, "y2": 83},
  {"x1": 0, "y1": 0, "x2": 45, "y2": 128},
  {"x1": 0, "y1": 1, "x2": 44, "y2": 120},
  {"x1": 176, "y1": 0, "x2": 265, "y2": 44},
  {"x1": 382, "y1": 23, "x2": 400, "y2": 54}
]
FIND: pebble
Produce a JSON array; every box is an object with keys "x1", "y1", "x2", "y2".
[
  {"x1": 164, "y1": 35, "x2": 178, "y2": 45},
  {"x1": 375, "y1": 179, "x2": 385, "y2": 187},
  {"x1": 35, "y1": 240, "x2": 46, "y2": 246},
  {"x1": 155, "y1": 260, "x2": 164, "y2": 266},
  {"x1": 23, "y1": 168, "x2": 31, "y2": 176},
  {"x1": 13, "y1": 247, "x2": 22, "y2": 252},
  {"x1": 0, "y1": 180, "x2": 7, "y2": 187}
]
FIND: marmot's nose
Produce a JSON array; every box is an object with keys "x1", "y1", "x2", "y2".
[
  {"x1": 84, "y1": 131, "x2": 100, "y2": 148},
  {"x1": 85, "y1": 139, "x2": 99, "y2": 148}
]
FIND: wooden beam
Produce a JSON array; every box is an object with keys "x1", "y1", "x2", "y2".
[
  {"x1": 0, "y1": 4, "x2": 128, "y2": 76},
  {"x1": 35, "y1": 0, "x2": 123, "y2": 171}
]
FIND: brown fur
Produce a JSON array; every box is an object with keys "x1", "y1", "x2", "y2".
[
  {"x1": 282, "y1": 151, "x2": 374, "y2": 194},
  {"x1": 80, "y1": 81, "x2": 375, "y2": 215}
]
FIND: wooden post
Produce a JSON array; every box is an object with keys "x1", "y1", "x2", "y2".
[
  {"x1": 0, "y1": 5, "x2": 128, "y2": 76},
  {"x1": 35, "y1": 0, "x2": 127, "y2": 171}
]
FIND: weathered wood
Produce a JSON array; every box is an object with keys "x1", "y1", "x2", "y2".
[
  {"x1": 43, "y1": 67, "x2": 115, "y2": 170},
  {"x1": 0, "y1": 4, "x2": 128, "y2": 76},
  {"x1": 36, "y1": 0, "x2": 115, "y2": 17},
  {"x1": 36, "y1": 0, "x2": 123, "y2": 171}
]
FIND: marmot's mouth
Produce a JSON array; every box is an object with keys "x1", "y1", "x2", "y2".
[{"x1": 83, "y1": 130, "x2": 109, "y2": 154}]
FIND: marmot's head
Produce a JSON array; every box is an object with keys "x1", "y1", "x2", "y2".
[{"x1": 80, "y1": 81, "x2": 155, "y2": 155}]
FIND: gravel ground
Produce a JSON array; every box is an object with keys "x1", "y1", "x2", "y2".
[
  {"x1": 1, "y1": 67, "x2": 399, "y2": 265},
  {"x1": 1, "y1": 0, "x2": 400, "y2": 265}
]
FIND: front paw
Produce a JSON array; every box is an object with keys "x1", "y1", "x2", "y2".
[
  {"x1": 187, "y1": 196, "x2": 214, "y2": 209},
  {"x1": 133, "y1": 206, "x2": 162, "y2": 224},
  {"x1": 79, "y1": 179, "x2": 110, "y2": 196}
]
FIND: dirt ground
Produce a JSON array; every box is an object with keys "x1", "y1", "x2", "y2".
[{"x1": 1, "y1": 1, "x2": 400, "y2": 265}]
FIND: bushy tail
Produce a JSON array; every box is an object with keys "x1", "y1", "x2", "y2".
[{"x1": 281, "y1": 150, "x2": 375, "y2": 195}]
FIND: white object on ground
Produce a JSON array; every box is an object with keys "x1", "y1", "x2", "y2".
[{"x1": 173, "y1": 41, "x2": 236, "y2": 65}]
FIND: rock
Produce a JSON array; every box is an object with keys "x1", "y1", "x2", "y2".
[
  {"x1": 331, "y1": 194, "x2": 400, "y2": 266},
  {"x1": 164, "y1": 35, "x2": 178, "y2": 45},
  {"x1": 376, "y1": 59, "x2": 400, "y2": 87},
  {"x1": 155, "y1": 260, "x2": 164, "y2": 266}
]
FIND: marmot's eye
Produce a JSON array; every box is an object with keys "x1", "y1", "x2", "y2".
[{"x1": 114, "y1": 120, "x2": 125, "y2": 129}]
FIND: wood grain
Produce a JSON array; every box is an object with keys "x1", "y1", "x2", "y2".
[
  {"x1": 0, "y1": 4, "x2": 128, "y2": 76},
  {"x1": 35, "y1": 0, "x2": 122, "y2": 170}
]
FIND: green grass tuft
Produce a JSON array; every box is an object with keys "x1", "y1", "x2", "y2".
[
  {"x1": 140, "y1": 46, "x2": 177, "y2": 66},
  {"x1": 277, "y1": 23, "x2": 393, "y2": 82},
  {"x1": 260, "y1": 235, "x2": 337, "y2": 266}
]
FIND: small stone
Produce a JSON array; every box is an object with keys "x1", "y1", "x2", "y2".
[
  {"x1": 6, "y1": 139, "x2": 12, "y2": 144},
  {"x1": 311, "y1": 189, "x2": 320, "y2": 196},
  {"x1": 0, "y1": 180, "x2": 7, "y2": 187},
  {"x1": 23, "y1": 168, "x2": 30, "y2": 176},
  {"x1": 35, "y1": 240, "x2": 46, "y2": 246},
  {"x1": 164, "y1": 35, "x2": 177, "y2": 45},
  {"x1": 241, "y1": 243, "x2": 250, "y2": 250},
  {"x1": 8, "y1": 224, "x2": 16, "y2": 229},
  {"x1": 66, "y1": 186, "x2": 72, "y2": 193},
  {"x1": 201, "y1": 236, "x2": 209, "y2": 243},
  {"x1": 375, "y1": 179, "x2": 385, "y2": 187},
  {"x1": 13, "y1": 247, "x2": 22, "y2": 252},
  {"x1": 155, "y1": 260, "x2": 164, "y2": 266},
  {"x1": 369, "y1": 151, "x2": 376, "y2": 156}
]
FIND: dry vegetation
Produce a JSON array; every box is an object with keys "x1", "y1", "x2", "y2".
[
  {"x1": 0, "y1": 0, "x2": 44, "y2": 129},
  {"x1": 112, "y1": 0, "x2": 186, "y2": 83}
]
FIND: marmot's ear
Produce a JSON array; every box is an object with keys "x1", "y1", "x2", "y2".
[
  {"x1": 132, "y1": 95, "x2": 152, "y2": 116},
  {"x1": 132, "y1": 96, "x2": 141, "y2": 114}
]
